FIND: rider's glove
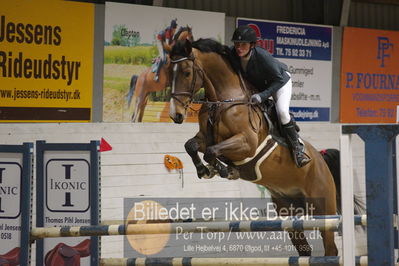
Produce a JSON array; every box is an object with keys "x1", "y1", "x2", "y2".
[{"x1": 250, "y1": 94, "x2": 263, "y2": 105}]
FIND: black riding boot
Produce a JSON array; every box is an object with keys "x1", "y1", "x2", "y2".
[{"x1": 283, "y1": 119, "x2": 311, "y2": 167}]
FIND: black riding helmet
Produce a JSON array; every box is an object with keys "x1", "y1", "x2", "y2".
[
  {"x1": 231, "y1": 25, "x2": 257, "y2": 43},
  {"x1": 171, "y1": 19, "x2": 178, "y2": 29}
]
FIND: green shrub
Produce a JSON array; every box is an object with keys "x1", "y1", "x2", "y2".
[{"x1": 104, "y1": 46, "x2": 158, "y2": 65}]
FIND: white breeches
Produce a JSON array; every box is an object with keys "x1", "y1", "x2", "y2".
[{"x1": 272, "y1": 72, "x2": 292, "y2": 125}]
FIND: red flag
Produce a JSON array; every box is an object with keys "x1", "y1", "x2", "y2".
[{"x1": 100, "y1": 138, "x2": 112, "y2": 152}]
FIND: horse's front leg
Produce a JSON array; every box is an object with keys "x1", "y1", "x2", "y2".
[
  {"x1": 185, "y1": 135, "x2": 216, "y2": 179},
  {"x1": 203, "y1": 133, "x2": 256, "y2": 179}
]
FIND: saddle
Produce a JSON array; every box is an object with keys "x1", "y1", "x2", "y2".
[
  {"x1": 0, "y1": 247, "x2": 20, "y2": 266},
  {"x1": 44, "y1": 239, "x2": 91, "y2": 266},
  {"x1": 204, "y1": 99, "x2": 302, "y2": 181}
]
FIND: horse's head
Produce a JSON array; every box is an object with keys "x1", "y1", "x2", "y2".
[
  {"x1": 174, "y1": 26, "x2": 194, "y2": 42},
  {"x1": 169, "y1": 39, "x2": 203, "y2": 124}
]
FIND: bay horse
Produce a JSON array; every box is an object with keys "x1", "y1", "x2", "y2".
[
  {"x1": 127, "y1": 26, "x2": 194, "y2": 122},
  {"x1": 168, "y1": 38, "x2": 339, "y2": 256}
]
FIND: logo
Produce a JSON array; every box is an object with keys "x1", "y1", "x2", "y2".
[
  {"x1": 0, "y1": 163, "x2": 22, "y2": 219},
  {"x1": 46, "y1": 159, "x2": 90, "y2": 212},
  {"x1": 248, "y1": 24, "x2": 274, "y2": 54},
  {"x1": 377, "y1": 37, "x2": 393, "y2": 67},
  {"x1": 126, "y1": 200, "x2": 170, "y2": 255}
]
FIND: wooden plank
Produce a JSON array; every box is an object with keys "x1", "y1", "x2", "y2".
[
  {"x1": 0, "y1": 123, "x2": 198, "y2": 135},
  {"x1": 107, "y1": 143, "x2": 187, "y2": 154},
  {"x1": 102, "y1": 153, "x2": 192, "y2": 165}
]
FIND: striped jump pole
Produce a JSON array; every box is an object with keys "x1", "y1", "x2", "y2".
[
  {"x1": 99, "y1": 256, "x2": 369, "y2": 266},
  {"x1": 31, "y1": 215, "x2": 366, "y2": 240},
  {"x1": 100, "y1": 215, "x2": 367, "y2": 225}
]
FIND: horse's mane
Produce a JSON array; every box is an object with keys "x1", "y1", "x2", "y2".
[
  {"x1": 173, "y1": 26, "x2": 192, "y2": 41},
  {"x1": 171, "y1": 38, "x2": 230, "y2": 58},
  {"x1": 192, "y1": 38, "x2": 230, "y2": 56}
]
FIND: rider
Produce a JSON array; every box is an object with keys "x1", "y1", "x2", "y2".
[
  {"x1": 229, "y1": 25, "x2": 311, "y2": 168},
  {"x1": 154, "y1": 19, "x2": 178, "y2": 82}
]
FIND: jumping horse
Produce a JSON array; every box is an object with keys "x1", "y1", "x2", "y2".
[
  {"x1": 169, "y1": 38, "x2": 340, "y2": 256},
  {"x1": 127, "y1": 26, "x2": 194, "y2": 122}
]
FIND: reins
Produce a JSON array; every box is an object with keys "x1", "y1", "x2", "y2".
[{"x1": 170, "y1": 50, "x2": 262, "y2": 133}]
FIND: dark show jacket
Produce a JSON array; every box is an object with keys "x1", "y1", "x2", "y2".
[{"x1": 229, "y1": 46, "x2": 290, "y2": 97}]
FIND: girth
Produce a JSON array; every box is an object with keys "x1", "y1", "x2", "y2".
[{"x1": 233, "y1": 136, "x2": 277, "y2": 182}]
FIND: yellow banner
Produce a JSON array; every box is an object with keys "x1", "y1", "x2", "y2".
[{"x1": 0, "y1": 0, "x2": 94, "y2": 122}]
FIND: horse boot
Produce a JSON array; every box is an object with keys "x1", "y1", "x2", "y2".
[{"x1": 283, "y1": 119, "x2": 311, "y2": 167}]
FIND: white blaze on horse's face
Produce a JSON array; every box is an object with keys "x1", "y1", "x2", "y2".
[{"x1": 169, "y1": 59, "x2": 195, "y2": 123}]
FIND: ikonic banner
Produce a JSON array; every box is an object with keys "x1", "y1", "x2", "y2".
[
  {"x1": 237, "y1": 18, "x2": 332, "y2": 122},
  {"x1": 340, "y1": 27, "x2": 399, "y2": 123},
  {"x1": 0, "y1": 0, "x2": 94, "y2": 122},
  {"x1": 104, "y1": 3, "x2": 225, "y2": 122}
]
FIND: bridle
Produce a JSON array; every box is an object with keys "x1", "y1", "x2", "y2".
[
  {"x1": 170, "y1": 54, "x2": 251, "y2": 111},
  {"x1": 170, "y1": 55, "x2": 204, "y2": 110}
]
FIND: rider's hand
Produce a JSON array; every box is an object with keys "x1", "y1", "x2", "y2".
[{"x1": 250, "y1": 94, "x2": 262, "y2": 105}]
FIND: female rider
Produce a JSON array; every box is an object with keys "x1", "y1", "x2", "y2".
[{"x1": 229, "y1": 25, "x2": 310, "y2": 167}]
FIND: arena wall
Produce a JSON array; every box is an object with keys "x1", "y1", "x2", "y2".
[{"x1": 0, "y1": 122, "x2": 366, "y2": 258}]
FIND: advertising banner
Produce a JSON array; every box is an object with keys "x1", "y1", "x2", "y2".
[
  {"x1": 36, "y1": 141, "x2": 100, "y2": 266},
  {"x1": 237, "y1": 18, "x2": 333, "y2": 122},
  {"x1": 104, "y1": 3, "x2": 225, "y2": 122},
  {"x1": 123, "y1": 198, "x2": 325, "y2": 258},
  {"x1": 0, "y1": 0, "x2": 94, "y2": 122},
  {"x1": 340, "y1": 27, "x2": 399, "y2": 123},
  {"x1": 0, "y1": 143, "x2": 32, "y2": 266}
]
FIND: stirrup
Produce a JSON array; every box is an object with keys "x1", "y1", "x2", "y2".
[{"x1": 293, "y1": 150, "x2": 311, "y2": 167}]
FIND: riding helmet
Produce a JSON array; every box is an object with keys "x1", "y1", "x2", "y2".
[
  {"x1": 231, "y1": 25, "x2": 257, "y2": 43},
  {"x1": 171, "y1": 19, "x2": 178, "y2": 29}
]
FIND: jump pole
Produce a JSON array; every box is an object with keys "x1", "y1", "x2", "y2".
[
  {"x1": 100, "y1": 256, "x2": 370, "y2": 266},
  {"x1": 30, "y1": 216, "x2": 366, "y2": 240}
]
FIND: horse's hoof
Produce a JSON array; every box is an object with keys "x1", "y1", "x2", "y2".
[
  {"x1": 197, "y1": 165, "x2": 211, "y2": 179},
  {"x1": 201, "y1": 173, "x2": 215, "y2": 179},
  {"x1": 219, "y1": 167, "x2": 228, "y2": 178},
  {"x1": 227, "y1": 167, "x2": 240, "y2": 180},
  {"x1": 200, "y1": 165, "x2": 217, "y2": 179},
  {"x1": 203, "y1": 147, "x2": 216, "y2": 163}
]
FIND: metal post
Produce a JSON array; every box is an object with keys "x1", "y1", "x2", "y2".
[
  {"x1": 340, "y1": 0, "x2": 351, "y2": 26},
  {"x1": 340, "y1": 131, "x2": 355, "y2": 266},
  {"x1": 343, "y1": 125, "x2": 399, "y2": 266}
]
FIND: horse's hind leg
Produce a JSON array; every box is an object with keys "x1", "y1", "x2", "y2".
[
  {"x1": 131, "y1": 71, "x2": 146, "y2": 122},
  {"x1": 137, "y1": 94, "x2": 149, "y2": 122},
  {"x1": 131, "y1": 99, "x2": 141, "y2": 122},
  {"x1": 307, "y1": 197, "x2": 338, "y2": 256},
  {"x1": 272, "y1": 197, "x2": 312, "y2": 256}
]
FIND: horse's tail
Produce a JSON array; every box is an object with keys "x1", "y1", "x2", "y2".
[
  {"x1": 320, "y1": 148, "x2": 366, "y2": 215},
  {"x1": 127, "y1": 74, "x2": 138, "y2": 107}
]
